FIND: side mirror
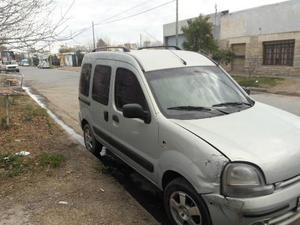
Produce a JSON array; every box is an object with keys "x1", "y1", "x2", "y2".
[
  {"x1": 243, "y1": 87, "x2": 251, "y2": 95},
  {"x1": 123, "y1": 104, "x2": 151, "y2": 124}
]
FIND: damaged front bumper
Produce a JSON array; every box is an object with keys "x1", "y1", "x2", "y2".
[{"x1": 203, "y1": 177, "x2": 300, "y2": 225}]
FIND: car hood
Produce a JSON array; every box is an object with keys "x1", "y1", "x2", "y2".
[{"x1": 172, "y1": 102, "x2": 300, "y2": 184}]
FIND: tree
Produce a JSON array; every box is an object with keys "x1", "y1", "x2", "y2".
[
  {"x1": 97, "y1": 39, "x2": 108, "y2": 48},
  {"x1": 182, "y1": 15, "x2": 233, "y2": 65},
  {"x1": 59, "y1": 45, "x2": 76, "y2": 54},
  {"x1": 0, "y1": 0, "x2": 73, "y2": 50},
  {"x1": 182, "y1": 15, "x2": 218, "y2": 54}
]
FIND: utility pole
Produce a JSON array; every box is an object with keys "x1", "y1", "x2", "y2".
[
  {"x1": 175, "y1": 0, "x2": 179, "y2": 47},
  {"x1": 92, "y1": 21, "x2": 96, "y2": 49}
]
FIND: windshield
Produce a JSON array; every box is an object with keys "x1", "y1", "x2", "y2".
[{"x1": 145, "y1": 66, "x2": 253, "y2": 119}]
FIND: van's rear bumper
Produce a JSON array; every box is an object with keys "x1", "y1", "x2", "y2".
[{"x1": 203, "y1": 178, "x2": 300, "y2": 225}]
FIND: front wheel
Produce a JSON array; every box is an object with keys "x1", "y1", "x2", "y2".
[
  {"x1": 164, "y1": 178, "x2": 212, "y2": 225},
  {"x1": 83, "y1": 123, "x2": 102, "y2": 155}
]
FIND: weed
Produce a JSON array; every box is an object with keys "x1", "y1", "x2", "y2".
[
  {"x1": 233, "y1": 76, "x2": 284, "y2": 88},
  {"x1": 46, "y1": 118, "x2": 53, "y2": 133},
  {"x1": 23, "y1": 105, "x2": 48, "y2": 122},
  {"x1": 8, "y1": 96, "x2": 15, "y2": 105},
  {"x1": 0, "y1": 154, "x2": 23, "y2": 177},
  {"x1": 39, "y1": 152, "x2": 65, "y2": 168},
  {"x1": 0, "y1": 116, "x2": 8, "y2": 129}
]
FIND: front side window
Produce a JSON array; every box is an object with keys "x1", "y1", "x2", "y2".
[
  {"x1": 115, "y1": 68, "x2": 148, "y2": 111},
  {"x1": 92, "y1": 65, "x2": 111, "y2": 105},
  {"x1": 263, "y1": 40, "x2": 295, "y2": 66},
  {"x1": 79, "y1": 63, "x2": 92, "y2": 96},
  {"x1": 145, "y1": 66, "x2": 252, "y2": 119}
]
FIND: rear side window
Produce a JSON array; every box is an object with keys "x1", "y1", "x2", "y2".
[
  {"x1": 115, "y1": 68, "x2": 148, "y2": 111},
  {"x1": 92, "y1": 65, "x2": 111, "y2": 105},
  {"x1": 79, "y1": 63, "x2": 92, "y2": 96}
]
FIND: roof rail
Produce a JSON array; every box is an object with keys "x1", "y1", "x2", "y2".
[
  {"x1": 198, "y1": 49, "x2": 220, "y2": 66},
  {"x1": 92, "y1": 46, "x2": 130, "y2": 52},
  {"x1": 138, "y1": 46, "x2": 181, "y2": 50}
]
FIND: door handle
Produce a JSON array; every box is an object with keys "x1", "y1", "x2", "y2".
[
  {"x1": 112, "y1": 115, "x2": 119, "y2": 123},
  {"x1": 104, "y1": 111, "x2": 109, "y2": 122}
]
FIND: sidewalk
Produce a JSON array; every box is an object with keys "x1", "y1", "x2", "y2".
[
  {"x1": 233, "y1": 75, "x2": 300, "y2": 97},
  {"x1": 58, "y1": 66, "x2": 81, "y2": 73},
  {"x1": 249, "y1": 78, "x2": 300, "y2": 96}
]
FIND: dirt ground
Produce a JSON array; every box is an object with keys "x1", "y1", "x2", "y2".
[{"x1": 0, "y1": 95, "x2": 158, "y2": 225}]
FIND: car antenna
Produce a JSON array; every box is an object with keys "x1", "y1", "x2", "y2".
[{"x1": 168, "y1": 49, "x2": 187, "y2": 66}]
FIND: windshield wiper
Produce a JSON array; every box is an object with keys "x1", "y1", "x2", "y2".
[
  {"x1": 212, "y1": 102, "x2": 252, "y2": 107},
  {"x1": 167, "y1": 106, "x2": 212, "y2": 111}
]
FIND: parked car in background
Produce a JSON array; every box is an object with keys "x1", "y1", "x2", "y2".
[
  {"x1": 19, "y1": 59, "x2": 30, "y2": 66},
  {"x1": 0, "y1": 50, "x2": 19, "y2": 72},
  {"x1": 38, "y1": 56, "x2": 50, "y2": 69},
  {"x1": 79, "y1": 46, "x2": 300, "y2": 225}
]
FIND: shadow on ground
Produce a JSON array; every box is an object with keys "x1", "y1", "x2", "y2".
[{"x1": 96, "y1": 153, "x2": 171, "y2": 225}]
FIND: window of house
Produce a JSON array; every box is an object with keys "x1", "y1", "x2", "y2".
[
  {"x1": 263, "y1": 40, "x2": 295, "y2": 66},
  {"x1": 115, "y1": 68, "x2": 148, "y2": 111},
  {"x1": 92, "y1": 65, "x2": 111, "y2": 105},
  {"x1": 79, "y1": 63, "x2": 92, "y2": 96}
]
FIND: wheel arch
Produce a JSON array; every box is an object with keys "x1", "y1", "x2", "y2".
[{"x1": 162, "y1": 170, "x2": 185, "y2": 190}]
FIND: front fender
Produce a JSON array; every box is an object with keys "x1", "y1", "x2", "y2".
[{"x1": 157, "y1": 149, "x2": 227, "y2": 194}]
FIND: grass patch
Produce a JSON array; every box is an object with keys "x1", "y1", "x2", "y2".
[
  {"x1": 39, "y1": 153, "x2": 65, "y2": 168},
  {"x1": 0, "y1": 116, "x2": 8, "y2": 129},
  {"x1": 0, "y1": 154, "x2": 24, "y2": 177},
  {"x1": 23, "y1": 105, "x2": 48, "y2": 122},
  {"x1": 0, "y1": 152, "x2": 66, "y2": 178},
  {"x1": 232, "y1": 76, "x2": 284, "y2": 88}
]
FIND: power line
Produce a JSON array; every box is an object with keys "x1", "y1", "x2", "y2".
[
  {"x1": 67, "y1": 0, "x2": 175, "y2": 40},
  {"x1": 61, "y1": 0, "x2": 154, "y2": 40},
  {"x1": 95, "y1": 0, "x2": 175, "y2": 26},
  {"x1": 97, "y1": 0, "x2": 151, "y2": 24}
]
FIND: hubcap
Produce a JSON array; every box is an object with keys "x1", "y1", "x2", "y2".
[
  {"x1": 169, "y1": 191, "x2": 202, "y2": 225},
  {"x1": 84, "y1": 127, "x2": 94, "y2": 151}
]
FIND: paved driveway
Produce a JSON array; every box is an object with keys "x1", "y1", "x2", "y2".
[{"x1": 21, "y1": 66, "x2": 300, "y2": 225}]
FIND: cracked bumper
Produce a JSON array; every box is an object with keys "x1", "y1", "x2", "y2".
[{"x1": 203, "y1": 180, "x2": 300, "y2": 225}]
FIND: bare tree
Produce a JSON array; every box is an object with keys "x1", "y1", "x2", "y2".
[{"x1": 0, "y1": 0, "x2": 74, "y2": 50}]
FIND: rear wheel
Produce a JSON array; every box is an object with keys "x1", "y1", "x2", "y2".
[
  {"x1": 164, "y1": 178, "x2": 211, "y2": 225},
  {"x1": 83, "y1": 123, "x2": 102, "y2": 155}
]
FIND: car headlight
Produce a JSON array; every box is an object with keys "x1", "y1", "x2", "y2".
[{"x1": 222, "y1": 163, "x2": 274, "y2": 198}]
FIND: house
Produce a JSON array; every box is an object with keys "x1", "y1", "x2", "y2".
[
  {"x1": 163, "y1": 0, "x2": 300, "y2": 76},
  {"x1": 60, "y1": 52, "x2": 81, "y2": 67}
]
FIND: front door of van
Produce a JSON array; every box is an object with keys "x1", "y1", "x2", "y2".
[
  {"x1": 90, "y1": 62, "x2": 113, "y2": 145},
  {"x1": 107, "y1": 64, "x2": 159, "y2": 182}
]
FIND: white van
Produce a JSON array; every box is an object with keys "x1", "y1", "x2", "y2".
[{"x1": 79, "y1": 47, "x2": 300, "y2": 225}]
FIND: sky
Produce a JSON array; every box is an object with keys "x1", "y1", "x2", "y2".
[{"x1": 50, "y1": 0, "x2": 288, "y2": 51}]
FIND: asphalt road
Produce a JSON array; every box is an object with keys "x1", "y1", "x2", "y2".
[
  {"x1": 21, "y1": 66, "x2": 300, "y2": 225},
  {"x1": 21, "y1": 66, "x2": 82, "y2": 133}
]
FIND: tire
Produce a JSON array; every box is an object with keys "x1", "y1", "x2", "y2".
[
  {"x1": 83, "y1": 123, "x2": 102, "y2": 155},
  {"x1": 164, "y1": 178, "x2": 212, "y2": 225}
]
